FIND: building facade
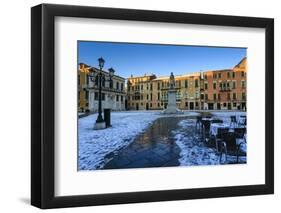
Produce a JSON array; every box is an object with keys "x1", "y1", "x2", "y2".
[
  {"x1": 127, "y1": 57, "x2": 247, "y2": 111},
  {"x1": 78, "y1": 63, "x2": 126, "y2": 112}
]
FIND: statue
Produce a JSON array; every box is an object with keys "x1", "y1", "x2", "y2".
[
  {"x1": 169, "y1": 72, "x2": 175, "y2": 89},
  {"x1": 162, "y1": 72, "x2": 183, "y2": 114}
]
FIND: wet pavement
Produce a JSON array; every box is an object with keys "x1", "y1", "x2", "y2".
[{"x1": 103, "y1": 116, "x2": 189, "y2": 169}]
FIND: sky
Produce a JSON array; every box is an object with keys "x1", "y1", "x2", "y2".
[{"x1": 78, "y1": 41, "x2": 246, "y2": 78}]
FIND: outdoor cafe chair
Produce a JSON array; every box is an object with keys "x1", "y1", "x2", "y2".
[
  {"x1": 214, "y1": 128, "x2": 229, "y2": 152},
  {"x1": 230, "y1": 115, "x2": 237, "y2": 128},
  {"x1": 234, "y1": 127, "x2": 246, "y2": 138},
  {"x1": 196, "y1": 116, "x2": 203, "y2": 131},
  {"x1": 202, "y1": 120, "x2": 212, "y2": 141},
  {"x1": 219, "y1": 132, "x2": 246, "y2": 164}
]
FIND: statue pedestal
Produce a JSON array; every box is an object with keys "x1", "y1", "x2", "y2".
[{"x1": 162, "y1": 89, "x2": 183, "y2": 114}]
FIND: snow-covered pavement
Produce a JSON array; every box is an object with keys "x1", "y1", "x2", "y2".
[
  {"x1": 79, "y1": 110, "x2": 246, "y2": 170},
  {"x1": 78, "y1": 111, "x2": 160, "y2": 170},
  {"x1": 173, "y1": 111, "x2": 247, "y2": 166},
  {"x1": 173, "y1": 119, "x2": 221, "y2": 166}
]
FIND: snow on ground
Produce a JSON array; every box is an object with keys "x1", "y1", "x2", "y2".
[
  {"x1": 79, "y1": 110, "x2": 246, "y2": 170},
  {"x1": 173, "y1": 111, "x2": 247, "y2": 166},
  {"x1": 78, "y1": 111, "x2": 160, "y2": 170},
  {"x1": 173, "y1": 119, "x2": 221, "y2": 166}
]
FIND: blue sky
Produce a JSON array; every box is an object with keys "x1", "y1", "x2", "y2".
[{"x1": 78, "y1": 41, "x2": 246, "y2": 78}]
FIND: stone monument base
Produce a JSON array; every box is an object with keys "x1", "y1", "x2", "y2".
[{"x1": 162, "y1": 107, "x2": 183, "y2": 114}]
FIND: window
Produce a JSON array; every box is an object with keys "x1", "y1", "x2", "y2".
[
  {"x1": 233, "y1": 102, "x2": 237, "y2": 107},
  {"x1": 223, "y1": 82, "x2": 226, "y2": 90},
  {"x1": 218, "y1": 94, "x2": 221, "y2": 100},
  {"x1": 223, "y1": 103, "x2": 227, "y2": 107},
  {"x1": 85, "y1": 90, "x2": 89, "y2": 99},
  {"x1": 116, "y1": 82, "x2": 119, "y2": 90},
  {"x1": 213, "y1": 82, "x2": 216, "y2": 89},
  {"x1": 150, "y1": 103, "x2": 152, "y2": 107},
  {"x1": 157, "y1": 82, "x2": 160, "y2": 90},
  {"x1": 227, "y1": 82, "x2": 230, "y2": 89},
  {"x1": 85, "y1": 74, "x2": 89, "y2": 85},
  {"x1": 204, "y1": 74, "x2": 207, "y2": 80},
  {"x1": 121, "y1": 83, "x2": 124, "y2": 91},
  {"x1": 213, "y1": 73, "x2": 217, "y2": 79},
  {"x1": 200, "y1": 94, "x2": 204, "y2": 100},
  {"x1": 178, "y1": 80, "x2": 181, "y2": 88},
  {"x1": 241, "y1": 81, "x2": 246, "y2": 88},
  {"x1": 242, "y1": 92, "x2": 246, "y2": 100},
  {"x1": 185, "y1": 102, "x2": 188, "y2": 107},
  {"x1": 95, "y1": 76, "x2": 99, "y2": 85},
  {"x1": 101, "y1": 76, "x2": 105, "y2": 87},
  {"x1": 150, "y1": 84, "x2": 153, "y2": 91},
  {"x1": 218, "y1": 73, "x2": 221, "y2": 78},
  {"x1": 227, "y1": 93, "x2": 231, "y2": 100},
  {"x1": 78, "y1": 75, "x2": 80, "y2": 85},
  {"x1": 157, "y1": 92, "x2": 160, "y2": 100},
  {"x1": 141, "y1": 95, "x2": 143, "y2": 100},
  {"x1": 232, "y1": 81, "x2": 236, "y2": 89},
  {"x1": 233, "y1": 93, "x2": 236, "y2": 100},
  {"x1": 141, "y1": 84, "x2": 143, "y2": 90},
  {"x1": 147, "y1": 94, "x2": 149, "y2": 100},
  {"x1": 241, "y1": 71, "x2": 245, "y2": 77},
  {"x1": 109, "y1": 80, "x2": 113, "y2": 89},
  {"x1": 204, "y1": 83, "x2": 208, "y2": 90},
  {"x1": 219, "y1": 82, "x2": 222, "y2": 89},
  {"x1": 232, "y1": 72, "x2": 235, "y2": 78},
  {"x1": 195, "y1": 79, "x2": 199, "y2": 88},
  {"x1": 205, "y1": 94, "x2": 208, "y2": 100},
  {"x1": 213, "y1": 93, "x2": 216, "y2": 100},
  {"x1": 185, "y1": 80, "x2": 188, "y2": 88},
  {"x1": 150, "y1": 93, "x2": 153, "y2": 100},
  {"x1": 227, "y1": 72, "x2": 230, "y2": 78},
  {"x1": 116, "y1": 95, "x2": 119, "y2": 101},
  {"x1": 101, "y1": 93, "x2": 105, "y2": 101},
  {"x1": 158, "y1": 102, "x2": 160, "y2": 107},
  {"x1": 94, "y1": 92, "x2": 98, "y2": 100}
]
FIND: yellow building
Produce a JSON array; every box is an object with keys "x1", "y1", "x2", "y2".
[
  {"x1": 78, "y1": 63, "x2": 91, "y2": 112},
  {"x1": 127, "y1": 72, "x2": 202, "y2": 110}
]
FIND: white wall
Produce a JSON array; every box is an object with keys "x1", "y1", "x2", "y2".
[{"x1": 0, "y1": 0, "x2": 279, "y2": 212}]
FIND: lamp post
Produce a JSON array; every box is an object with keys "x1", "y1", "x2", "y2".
[{"x1": 89, "y1": 57, "x2": 115, "y2": 129}]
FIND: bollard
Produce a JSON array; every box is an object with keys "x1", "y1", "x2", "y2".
[{"x1": 104, "y1": 108, "x2": 111, "y2": 127}]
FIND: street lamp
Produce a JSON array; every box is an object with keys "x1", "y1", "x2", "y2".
[{"x1": 89, "y1": 57, "x2": 115, "y2": 129}]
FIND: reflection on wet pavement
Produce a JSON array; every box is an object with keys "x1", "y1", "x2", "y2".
[{"x1": 103, "y1": 116, "x2": 189, "y2": 169}]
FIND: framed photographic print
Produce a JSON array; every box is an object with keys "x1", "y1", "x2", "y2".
[{"x1": 31, "y1": 3, "x2": 274, "y2": 209}]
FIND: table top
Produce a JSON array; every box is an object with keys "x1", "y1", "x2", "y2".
[{"x1": 210, "y1": 123, "x2": 231, "y2": 136}]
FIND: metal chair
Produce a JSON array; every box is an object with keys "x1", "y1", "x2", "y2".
[
  {"x1": 219, "y1": 131, "x2": 246, "y2": 163},
  {"x1": 196, "y1": 116, "x2": 202, "y2": 132},
  {"x1": 230, "y1": 115, "x2": 237, "y2": 128}
]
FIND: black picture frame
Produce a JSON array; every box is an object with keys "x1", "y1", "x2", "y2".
[{"x1": 31, "y1": 3, "x2": 274, "y2": 209}]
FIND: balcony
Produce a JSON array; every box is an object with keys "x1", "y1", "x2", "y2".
[{"x1": 219, "y1": 87, "x2": 231, "y2": 92}]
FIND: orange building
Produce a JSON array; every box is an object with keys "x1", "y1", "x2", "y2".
[{"x1": 202, "y1": 57, "x2": 246, "y2": 110}]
